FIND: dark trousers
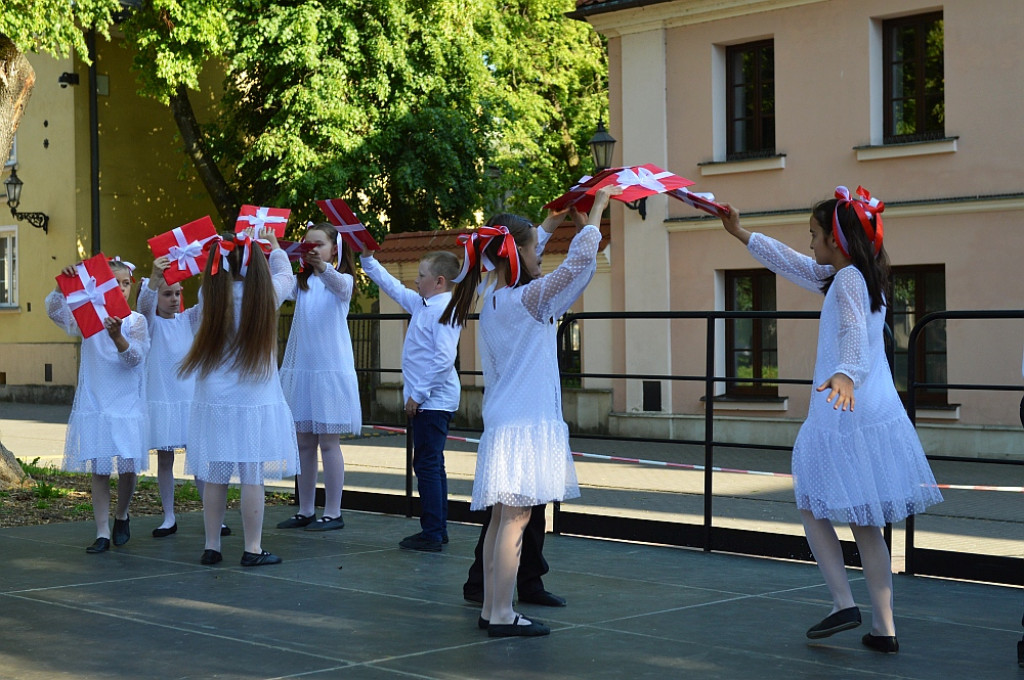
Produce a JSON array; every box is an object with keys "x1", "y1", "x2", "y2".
[
  {"x1": 463, "y1": 503, "x2": 549, "y2": 598},
  {"x1": 411, "y1": 410, "x2": 453, "y2": 543}
]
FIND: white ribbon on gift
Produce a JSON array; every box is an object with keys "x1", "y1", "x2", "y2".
[
  {"x1": 614, "y1": 166, "x2": 673, "y2": 194},
  {"x1": 66, "y1": 262, "x2": 119, "y2": 326},
  {"x1": 237, "y1": 206, "x2": 288, "y2": 230},
  {"x1": 167, "y1": 227, "x2": 217, "y2": 276}
]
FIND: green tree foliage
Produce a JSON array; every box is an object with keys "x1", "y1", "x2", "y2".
[{"x1": 0, "y1": 0, "x2": 119, "y2": 60}]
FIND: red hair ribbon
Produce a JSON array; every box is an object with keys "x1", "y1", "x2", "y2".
[
  {"x1": 205, "y1": 236, "x2": 235, "y2": 276},
  {"x1": 833, "y1": 185, "x2": 885, "y2": 258},
  {"x1": 451, "y1": 225, "x2": 521, "y2": 286}
]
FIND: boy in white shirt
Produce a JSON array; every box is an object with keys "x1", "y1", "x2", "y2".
[{"x1": 361, "y1": 248, "x2": 462, "y2": 551}]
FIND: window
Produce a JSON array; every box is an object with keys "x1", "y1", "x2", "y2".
[
  {"x1": 883, "y1": 12, "x2": 944, "y2": 143},
  {"x1": 0, "y1": 226, "x2": 16, "y2": 306},
  {"x1": 558, "y1": 315, "x2": 582, "y2": 389},
  {"x1": 888, "y1": 265, "x2": 946, "y2": 404},
  {"x1": 725, "y1": 269, "x2": 777, "y2": 396},
  {"x1": 4, "y1": 137, "x2": 15, "y2": 167},
  {"x1": 726, "y1": 40, "x2": 775, "y2": 160}
]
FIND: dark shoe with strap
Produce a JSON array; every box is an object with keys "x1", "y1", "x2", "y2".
[
  {"x1": 304, "y1": 514, "x2": 345, "y2": 532},
  {"x1": 276, "y1": 513, "x2": 315, "y2": 529},
  {"x1": 862, "y1": 633, "x2": 899, "y2": 654},
  {"x1": 519, "y1": 590, "x2": 566, "y2": 607},
  {"x1": 399, "y1": 532, "x2": 442, "y2": 552},
  {"x1": 488, "y1": 614, "x2": 550, "y2": 638},
  {"x1": 112, "y1": 516, "x2": 131, "y2": 546},
  {"x1": 806, "y1": 607, "x2": 861, "y2": 639},
  {"x1": 200, "y1": 549, "x2": 223, "y2": 565},
  {"x1": 220, "y1": 525, "x2": 232, "y2": 537},
  {"x1": 152, "y1": 523, "x2": 177, "y2": 538},
  {"x1": 241, "y1": 550, "x2": 282, "y2": 567},
  {"x1": 86, "y1": 537, "x2": 110, "y2": 554}
]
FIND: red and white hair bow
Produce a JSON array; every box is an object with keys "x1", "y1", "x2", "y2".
[
  {"x1": 451, "y1": 225, "x2": 521, "y2": 286},
  {"x1": 206, "y1": 236, "x2": 236, "y2": 276},
  {"x1": 833, "y1": 185, "x2": 885, "y2": 258}
]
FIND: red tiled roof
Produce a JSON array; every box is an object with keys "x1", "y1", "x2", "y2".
[
  {"x1": 373, "y1": 221, "x2": 611, "y2": 265},
  {"x1": 571, "y1": 0, "x2": 674, "y2": 17}
]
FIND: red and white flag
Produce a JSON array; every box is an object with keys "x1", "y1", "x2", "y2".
[
  {"x1": 316, "y1": 198, "x2": 381, "y2": 251},
  {"x1": 666, "y1": 187, "x2": 729, "y2": 218},
  {"x1": 235, "y1": 204, "x2": 291, "y2": 238}
]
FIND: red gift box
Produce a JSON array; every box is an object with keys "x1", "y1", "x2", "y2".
[
  {"x1": 147, "y1": 216, "x2": 219, "y2": 285},
  {"x1": 278, "y1": 239, "x2": 317, "y2": 262},
  {"x1": 589, "y1": 164, "x2": 695, "y2": 203},
  {"x1": 316, "y1": 198, "x2": 381, "y2": 251},
  {"x1": 55, "y1": 253, "x2": 133, "y2": 339},
  {"x1": 666, "y1": 187, "x2": 729, "y2": 218},
  {"x1": 543, "y1": 171, "x2": 615, "y2": 214},
  {"x1": 235, "y1": 204, "x2": 291, "y2": 238}
]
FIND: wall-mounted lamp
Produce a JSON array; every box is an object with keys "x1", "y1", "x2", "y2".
[
  {"x1": 4, "y1": 168, "x2": 49, "y2": 233},
  {"x1": 58, "y1": 72, "x2": 80, "y2": 88},
  {"x1": 588, "y1": 119, "x2": 647, "y2": 219}
]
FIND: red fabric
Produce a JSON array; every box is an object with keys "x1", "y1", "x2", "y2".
[
  {"x1": 589, "y1": 164, "x2": 695, "y2": 203},
  {"x1": 147, "y1": 216, "x2": 218, "y2": 285},
  {"x1": 316, "y1": 198, "x2": 381, "y2": 251},
  {"x1": 278, "y1": 239, "x2": 317, "y2": 262},
  {"x1": 666, "y1": 187, "x2": 729, "y2": 217},
  {"x1": 234, "y1": 204, "x2": 291, "y2": 238},
  {"x1": 55, "y1": 253, "x2": 132, "y2": 338}
]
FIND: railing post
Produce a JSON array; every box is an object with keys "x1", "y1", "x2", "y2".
[
  {"x1": 405, "y1": 418, "x2": 414, "y2": 518},
  {"x1": 703, "y1": 316, "x2": 715, "y2": 552}
]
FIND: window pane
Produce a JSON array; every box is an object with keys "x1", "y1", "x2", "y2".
[{"x1": 733, "y1": 318, "x2": 753, "y2": 349}]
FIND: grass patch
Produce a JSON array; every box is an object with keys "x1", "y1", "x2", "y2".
[
  {"x1": 175, "y1": 482, "x2": 201, "y2": 503},
  {"x1": 34, "y1": 481, "x2": 70, "y2": 500}
]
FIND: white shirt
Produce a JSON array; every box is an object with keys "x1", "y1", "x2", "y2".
[{"x1": 361, "y1": 255, "x2": 461, "y2": 411}]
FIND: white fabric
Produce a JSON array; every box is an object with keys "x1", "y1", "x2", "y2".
[
  {"x1": 185, "y1": 250, "x2": 300, "y2": 484},
  {"x1": 748, "y1": 232, "x2": 943, "y2": 525},
  {"x1": 360, "y1": 255, "x2": 461, "y2": 410},
  {"x1": 46, "y1": 290, "x2": 150, "y2": 474},
  {"x1": 279, "y1": 266, "x2": 362, "y2": 434},
  {"x1": 471, "y1": 224, "x2": 600, "y2": 510},
  {"x1": 137, "y1": 281, "x2": 201, "y2": 450}
]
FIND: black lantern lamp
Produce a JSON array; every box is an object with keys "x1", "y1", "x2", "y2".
[
  {"x1": 4, "y1": 167, "x2": 49, "y2": 233},
  {"x1": 587, "y1": 119, "x2": 647, "y2": 219}
]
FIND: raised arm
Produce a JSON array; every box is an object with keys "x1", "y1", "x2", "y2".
[
  {"x1": 45, "y1": 287, "x2": 80, "y2": 336},
  {"x1": 360, "y1": 254, "x2": 421, "y2": 313},
  {"x1": 748, "y1": 233, "x2": 834, "y2": 294}
]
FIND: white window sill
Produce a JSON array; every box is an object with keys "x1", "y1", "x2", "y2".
[
  {"x1": 914, "y1": 405, "x2": 961, "y2": 421},
  {"x1": 699, "y1": 155, "x2": 786, "y2": 176},
  {"x1": 0, "y1": 305, "x2": 20, "y2": 313},
  {"x1": 706, "y1": 398, "x2": 789, "y2": 412},
  {"x1": 854, "y1": 137, "x2": 958, "y2": 161}
]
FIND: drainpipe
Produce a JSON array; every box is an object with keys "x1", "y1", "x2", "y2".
[{"x1": 87, "y1": 29, "x2": 101, "y2": 255}]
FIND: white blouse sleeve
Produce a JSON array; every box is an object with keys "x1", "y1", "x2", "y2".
[
  {"x1": 137, "y1": 281, "x2": 157, "y2": 321},
  {"x1": 748, "y1": 232, "x2": 834, "y2": 295},
  {"x1": 832, "y1": 267, "x2": 871, "y2": 387},
  {"x1": 318, "y1": 266, "x2": 355, "y2": 304},
  {"x1": 117, "y1": 313, "x2": 150, "y2": 368},
  {"x1": 45, "y1": 289, "x2": 81, "y2": 337},
  {"x1": 360, "y1": 255, "x2": 421, "y2": 313},
  {"x1": 536, "y1": 228, "x2": 553, "y2": 257},
  {"x1": 520, "y1": 224, "x2": 600, "y2": 323},
  {"x1": 269, "y1": 250, "x2": 296, "y2": 308}
]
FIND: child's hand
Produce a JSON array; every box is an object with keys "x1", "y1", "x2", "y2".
[
  {"x1": 304, "y1": 248, "x2": 327, "y2": 273},
  {"x1": 361, "y1": 246, "x2": 373, "y2": 259},
  {"x1": 404, "y1": 397, "x2": 421, "y2": 418},
  {"x1": 817, "y1": 373, "x2": 855, "y2": 411},
  {"x1": 569, "y1": 205, "x2": 588, "y2": 231},
  {"x1": 719, "y1": 204, "x2": 751, "y2": 245},
  {"x1": 538, "y1": 207, "x2": 569, "y2": 234},
  {"x1": 257, "y1": 227, "x2": 280, "y2": 249},
  {"x1": 60, "y1": 264, "x2": 78, "y2": 278},
  {"x1": 586, "y1": 184, "x2": 624, "y2": 224},
  {"x1": 151, "y1": 257, "x2": 170, "y2": 279},
  {"x1": 104, "y1": 316, "x2": 124, "y2": 339}
]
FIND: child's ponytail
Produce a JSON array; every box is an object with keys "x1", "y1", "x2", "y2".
[{"x1": 440, "y1": 233, "x2": 485, "y2": 327}]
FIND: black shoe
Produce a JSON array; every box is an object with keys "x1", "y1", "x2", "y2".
[
  {"x1": 220, "y1": 525, "x2": 231, "y2": 537},
  {"x1": 519, "y1": 590, "x2": 566, "y2": 607},
  {"x1": 806, "y1": 607, "x2": 861, "y2": 639},
  {"x1": 200, "y1": 549, "x2": 223, "y2": 565},
  {"x1": 241, "y1": 550, "x2": 282, "y2": 567},
  {"x1": 112, "y1": 516, "x2": 131, "y2": 546},
  {"x1": 1017, "y1": 639, "x2": 1024, "y2": 668},
  {"x1": 488, "y1": 614, "x2": 550, "y2": 638},
  {"x1": 152, "y1": 523, "x2": 177, "y2": 538},
  {"x1": 304, "y1": 514, "x2": 345, "y2": 532},
  {"x1": 86, "y1": 537, "x2": 110, "y2": 554},
  {"x1": 399, "y1": 532, "x2": 442, "y2": 552},
  {"x1": 478, "y1": 617, "x2": 489, "y2": 630},
  {"x1": 276, "y1": 513, "x2": 315, "y2": 529},
  {"x1": 464, "y1": 590, "x2": 484, "y2": 604},
  {"x1": 862, "y1": 633, "x2": 899, "y2": 654}
]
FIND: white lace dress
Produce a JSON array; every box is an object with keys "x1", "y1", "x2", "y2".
[
  {"x1": 279, "y1": 267, "x2": 362, "y2": 434},
  {"x1": 748, "y1": 232, "x2": 943, "y2": 526},
  {"x1": 471, "y1": 224, "x2": 601, "y2": 510},
  {"x1": 45, "y1": 290, "x2": 150, "y2": 474},
  {"x1": 185, "y1": 250, "x2": 300, "y2": 484},
  {"x1": 137, "y1": 282, "x2": 200, "y2": 451}
]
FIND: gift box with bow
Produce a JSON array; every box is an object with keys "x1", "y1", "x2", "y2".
[
  {"x1": 235, "y1": 204, "x2": 291, "y2": 238},
  {"x1": 55, "y1": 253, "x2": 133, "y2": 338},
  {"x1": 316, "y1": 198, "x2": 381, "y2": 251},
  {"x1": 278, "y1": 239, "x2": 318, "y2": 262},
  {"x1": 147, "y1": 216, "x2": 219, "y2": 284}
]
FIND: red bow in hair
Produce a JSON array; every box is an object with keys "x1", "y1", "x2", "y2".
[
  {"x1": 833, "y1": 185, "x2": 885, "y2": 258},
  {"x1": 206, "y1": 237, "x2": 235, "y2": 275},
  {"x1": 451, "y1": 225, "x2": 521, "y2": 286}
]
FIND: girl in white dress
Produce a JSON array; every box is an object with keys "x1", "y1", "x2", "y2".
[
  {"x1": 180, "y1": 229, "x2": 299, "y2": 567},
  {"x1": 719, "y1": 186, "x2": 942, "y2": 654},
  {"x1": 441, "y1": 184, "x2": 620, "y2": 637},
  {"x1": 46, "y1": 259, "x2": 150, "y2": 554},
  {"x1": 276, "y1": 222, "x2": 361, "y2": 531},
  {"x1": 137, "y1": 257, "x2": 230, "y2": 538}
]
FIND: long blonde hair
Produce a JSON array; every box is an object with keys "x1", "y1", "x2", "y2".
[{"x1": 178, "y1": 232, "x2": 279, "y2": 379}]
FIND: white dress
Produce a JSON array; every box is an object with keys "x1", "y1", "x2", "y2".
[
  {"x1": 137, "y1": 282, "x2": 200, "y2": 450},
  {"x1": 471, "y1": 224, "x2": 601, "y2": 510},
  {"x1": 748, "y1": 233, "x2": 943, "y2": 526},
  {"x1": 279, "y1": 267, "x2": 362, "y2": 434},
  {"x1": 185, "y1": 250, "x2": 300, "y2": 484},
  {"x1": 45, "y1": 290, "x2": 150, "y2": 475}
]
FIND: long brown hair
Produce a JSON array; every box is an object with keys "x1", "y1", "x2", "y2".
[
  {"x1": 296, "y1": 223, "x2": 356, "y2": 291},
  {"x1": 811, "y1": 199, "x2": 891, "y2": 312},
  {"x1": 178, "y1": 232, "x2": 280, "y2": 380},
  {"x1": 439, "y1": 213, "x2": 535, "y2": 327}
]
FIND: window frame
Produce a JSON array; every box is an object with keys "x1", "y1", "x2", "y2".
[
  {"x1": 882, "y1": 11, "x2": 945, "y2": 144},
  {"x1": 725, "y1": 39, "x2": 776, "y2": 161},
  {"x1": 724, "y1": 268, "x2": 778, "y2": 398},
  {"x1": 0, "y1": 224, "x2": 17, "y2": 308},
  {"x1": 887, "y1": 264, "x2": 947, "y2": 406}
]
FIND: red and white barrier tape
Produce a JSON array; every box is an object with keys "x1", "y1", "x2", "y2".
[{"x1": 365, "y1": 425, "x2": 1024, "y2": 493}]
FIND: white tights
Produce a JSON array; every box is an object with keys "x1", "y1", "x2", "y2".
[
  {"x1": 295, "y1": 432, "x2": 344, "y2": 518},
  {"x1": 801, "y1": 510, "x2": 896, "y2": 636},
  {"x1": 481, "y1": 503, "x2": 535, "y2": 626},
  {"x1": 203, "y1": 483, "x2": 265, "y2": 554},
  {"x1": 91, "y1": 472, "x2": 136, "y2": 539}
]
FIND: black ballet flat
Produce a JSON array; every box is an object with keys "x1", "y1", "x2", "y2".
[
  {"x1": 152, "y1": 523, "x2": 177, "y2": 538},
  {"x1": 240, "y1": 550, "x2": 282, "y2": 567},
  {"x1": 200, "y1": 549, "x2": 222, "y2": 565},
  {"x1": 862, "y1": 633, "x2": 899, "y2": 654},
  {"x1": 112, "y1": 515, "x2": 131, "y2": 546},
  {"x1": 86, "y1": 537, "x2": 110, "y2": 554},
  {"x1": 478, "y1": 617, "x2": 489, "y2": 630},
  {"x1": 806, "y1": 606, "x2": 861, "y2": 639},
  {"x1": 487, "y1": 614, "x2": 550, "y2": 638}
]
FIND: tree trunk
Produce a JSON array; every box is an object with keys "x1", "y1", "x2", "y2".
[
  {"x1": 0, "y1": 34, "x2": 36, "y2": 168},
  {"x1": 0, "y1": 439, "x2": 30, "y2": 490},
  {"x1": 168, "y1": 84, "x2": 238, "y2": 226}
]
